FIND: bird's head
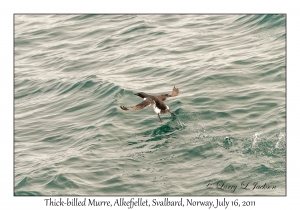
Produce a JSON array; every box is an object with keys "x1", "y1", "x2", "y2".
[{"x1": 134, "y1": 92, "x2": 148, "y2": 98}]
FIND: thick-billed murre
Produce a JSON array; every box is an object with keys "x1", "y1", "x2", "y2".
[{"x1": 120, "y1": 86, "x2": 179, "y2": 123}]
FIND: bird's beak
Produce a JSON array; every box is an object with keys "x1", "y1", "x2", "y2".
[{"x1": 134, "y1": 93, "x2": 138, "y2": 95}]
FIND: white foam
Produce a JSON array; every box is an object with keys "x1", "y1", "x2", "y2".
[
  {"x1": 275, "y1": 132, "x2": 286, "y2": 149},
  {"x1": 252, "y1": 131, "x2": 262, "y2": 148}
]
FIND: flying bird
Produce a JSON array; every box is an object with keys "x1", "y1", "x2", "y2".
[{"x1": 120, "y1": 86, "x2": 179, "y2": 123}]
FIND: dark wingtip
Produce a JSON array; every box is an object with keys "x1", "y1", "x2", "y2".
[{"x1": 120, "y1": 106, "x2": 128, "y2": 110}]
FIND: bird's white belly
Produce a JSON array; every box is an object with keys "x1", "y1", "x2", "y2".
[{"x1": 153, "y1": 104, "x2": 161, "y2": 114}]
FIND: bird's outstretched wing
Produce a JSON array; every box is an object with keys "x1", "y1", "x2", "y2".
[
  {"x1": 120, "y1": 98, "x2": 154, "y2": 111},
  {"x1": 156, "y1": 86, "x2": 179, "y2": 101}
]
